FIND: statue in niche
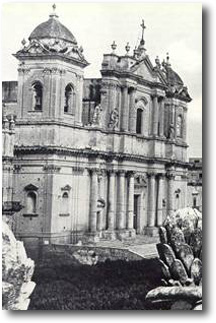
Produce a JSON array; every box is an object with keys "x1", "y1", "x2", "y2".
[
  {"x1": 108, "y1": 108, "x2": 119, "y2": 130},
  {"x1": 91, "y1": 104, "x2": 102, "y2": 126},
  {"x1": 168, "y1": 123, "x2": 175, "y2": 140}
]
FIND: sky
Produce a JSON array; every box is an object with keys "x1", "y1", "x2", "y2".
[{"x1": 1, "y1": 2, "x2": 202, "y2": 157}]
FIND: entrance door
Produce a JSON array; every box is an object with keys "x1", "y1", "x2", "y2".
[{"x1": 134, "y1": 195, "x2": 140, "y2": 232}]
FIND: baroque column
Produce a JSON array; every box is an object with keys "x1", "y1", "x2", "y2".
[
  {"x1": 121, "y1": 86, "x2": 129, "y2": 132},
  {"x1": 97, "y1": 171, "x2": 105, "y2": 232},
  {"x1": 107, "y1": 170, "x2": 116, "y2": 231},
  {"x1": 117, "y1": 171, "x2": 126, "y2": 230},
  {"x1": 147, "y1": 173, "x2": 156, "y2": 227},
  {"x1": 157, "y1": 174, "x2": 165, "y2": 226},
  {"x1": 167, "y1": 172, "x2": 175, "y2": 217},
  {"x1": 89, "y1": 169, "x2": 98, "y2": 232},
  {"x1": 127, "y1": 171, "x2": 135, "y2": 230}
]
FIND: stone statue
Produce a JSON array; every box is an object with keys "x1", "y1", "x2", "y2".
[
  {"x1": 2, "y1": 221, "x2": 35, "y2": 310},
  {"x1": 168, "y1": 123, "x2": 175, "y2": 140},
  {"x1": 91, "y1": 104, "x2": 102, "y2": 126},
  {"x1": 108, "y1": 108, "x2": 119, "y2": 130},
  {"x1": 146, "y1": 207, "x2": 202, "y2": 310}
]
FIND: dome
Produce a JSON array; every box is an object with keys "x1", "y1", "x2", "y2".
[
  {"x1": 166, "y1": 67, "x2": 184, "y2": 88},
  {"x1": 29, "y1": 13, "x2": 77, "y2": 45}
]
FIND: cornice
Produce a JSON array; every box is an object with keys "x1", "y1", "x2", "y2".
[
  {"x1": 14, "y1": 120, "x2": 188, "y2": 148},
  {"x1": 14, "y1": 145, "x2": 189, "y2": 168}
]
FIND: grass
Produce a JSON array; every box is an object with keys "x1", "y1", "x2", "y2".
[{"x1": 29, "y1": 258, "x2": 170, "y2": 310}]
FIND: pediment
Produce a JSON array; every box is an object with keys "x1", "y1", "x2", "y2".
[
  {"x1": 131, "y1": 59, "x2": 155, "y2": 82},
  {"x1": 17, "y1": 40, "x2": 49, "y2": 56},
  {"x1": 131, "y1": 57, "x2": 167, "y2": 85},
  {"x1": 61, "y1": 185, "x2": 72, "y2": 191},
  {"x1": 24, "y1": 184, "x2": 38, "y2": 191}
]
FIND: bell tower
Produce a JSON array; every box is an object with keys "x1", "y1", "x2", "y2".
[{"x1": 14, "y1": 4, "x2": 89, "y2": 125}]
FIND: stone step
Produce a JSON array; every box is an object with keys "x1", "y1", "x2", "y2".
[{"x1": 128, "y1": 244, "x2": 158, "y2": 259}]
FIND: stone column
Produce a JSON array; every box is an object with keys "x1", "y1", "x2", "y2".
[
  {"x1": 97, "y1": 171, "x2": 105, "y2": 232},
  {"x1": 159, "y1": 99, "x2": 165, "y2": 137},
  {"x1": 127, "y1": 171, "x2": 135, "y2": 229},
  {"x1": 167, "y1": 173, "x2": 175, "y2": 217},
  {"x1": 117, "y1": 171, "x2": 126, "y2": 229},
  {"x1": 107, "y1": 170, "x2": 116, "y2": 230},
  {"x1": 152, "y1": 95, "x2": 159, "y2": 136},
  {"x1": 129, "y1": 88, "x2": 136, "y2": 133},
  {"x1": 90, "y1": 170, "x2": 98, "y2": 232},
  {"x1": 121, "y1": 86, "x2": 129, "y2": 132},
  {"x1": 147, "y1": 173, "x2": 156, "y2": 227},
  {"x1": 157, "y1": 174, "x2": 165, "y2": 226}
]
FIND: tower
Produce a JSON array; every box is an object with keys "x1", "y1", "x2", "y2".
[
  {"x1": 12, "y1": 5, "x2": 89, "y2": 250},
  {"x1": 14, "y1": 4, "x2": 88, "y2": 124}
]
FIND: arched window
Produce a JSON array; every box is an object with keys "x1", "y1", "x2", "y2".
[
  {"x1": 26, "y1": 192, "x2": 37, "y2": 214},
  {"x1": 61, "y1": 192, "x2": 69, "y2": 215},
  {"x1": 175, "y1": 193, "x2": 180, "y2": 210},
  {"x1": 193, "y1": 197, "x2": 197, "y2": 208},
  {"x1": 64, "y1": 84, "x2": 75, "y2": 114},
  {"x1": 176, "y1": 115, "x2": 183, "y2": 138},
  {"x1": 32, "y1": 82, "x2": 43, "y2": 111},
  {"x1": 62, "y1": 192, "x2": 69, "y2": 199},
  {"x1": 136, "y1": 108, "x2": 143, "y2": 134}
]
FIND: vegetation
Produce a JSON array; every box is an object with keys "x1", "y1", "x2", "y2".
[{"x1": 29, "y1": 258, "x2": 170, "y2": 310}]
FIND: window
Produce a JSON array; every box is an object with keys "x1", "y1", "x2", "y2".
[
  {"x1": 176, "y1": 115, "x2": 183, "y2": 137},
  {"x1": 61, "y1": 192, "x2": 69, "y2": 215},
  {"x1": 136, "y1": 108, "x2": 143, "y2": 134},
  {"x1": 193, "y1": 197, "x2": 197, "y2": 208},
  {"x1": 62, "y1": 192, "x2": 69, "y2": 199},
  {"x1": 32, "y1": 82, "x2": 43, "y2": 111},
  {"x1": 26, "y1": 192, "x2": 37, "y2": 214},
  {"x1": 64, "y1": 84, "x2": 75, "y2": 114}
]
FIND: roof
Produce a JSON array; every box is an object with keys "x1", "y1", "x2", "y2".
[
  {"x1": 29, "y1": 16, "x2": 77, "y2": 45},
  {"x1": 165, "y1": 67, "x2": 184, "y2": 89}
]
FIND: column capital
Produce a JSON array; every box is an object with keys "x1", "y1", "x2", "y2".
[
  {"x1": 147, "y1": 172, "x2": 156, "y2": 178},
  {"x1": 128, "y1": 85, "x2": 137, "y2": 92},
  {"x1": 127, "y1": 170, "x2": 135, "y2": 177},
  {"x1": 151, "y1": 89, "x2": 166, "y2": 99},
  {"x1": 87, "y1": 168, "x2": 100, "y2": 175},
  {"x1": 117, "y1": 170, "x2": 126, "y2": 176},
  {"x1": 157, "y1": 172, "x2": 166, "y2": 179},
  {"x1": 107, "y1": 169, "x2": 117, "y2": 175},
  {"x1": 166, "y1": 172, "x2": 175, "y2": 180}
]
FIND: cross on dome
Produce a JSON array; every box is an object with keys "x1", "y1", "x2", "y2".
[
  {"x1": 49, "y1": 3, "x2": 59, "y2": 18},
  {"x1": 140, "y1": 19, "x2": 146, "y2": 45}
]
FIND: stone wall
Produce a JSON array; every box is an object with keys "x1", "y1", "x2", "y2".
[{"x1": 34, "y1": 244, "x2": 144, "y2": 266}]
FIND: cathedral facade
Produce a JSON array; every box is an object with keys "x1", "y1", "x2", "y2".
[{"x1": 2, "y1": 8, "x2": 192, "y2": 247}]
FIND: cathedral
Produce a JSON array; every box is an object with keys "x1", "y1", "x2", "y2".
[{"x1": 2, "y1": 6, "x2": 192, "y2": 249}]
